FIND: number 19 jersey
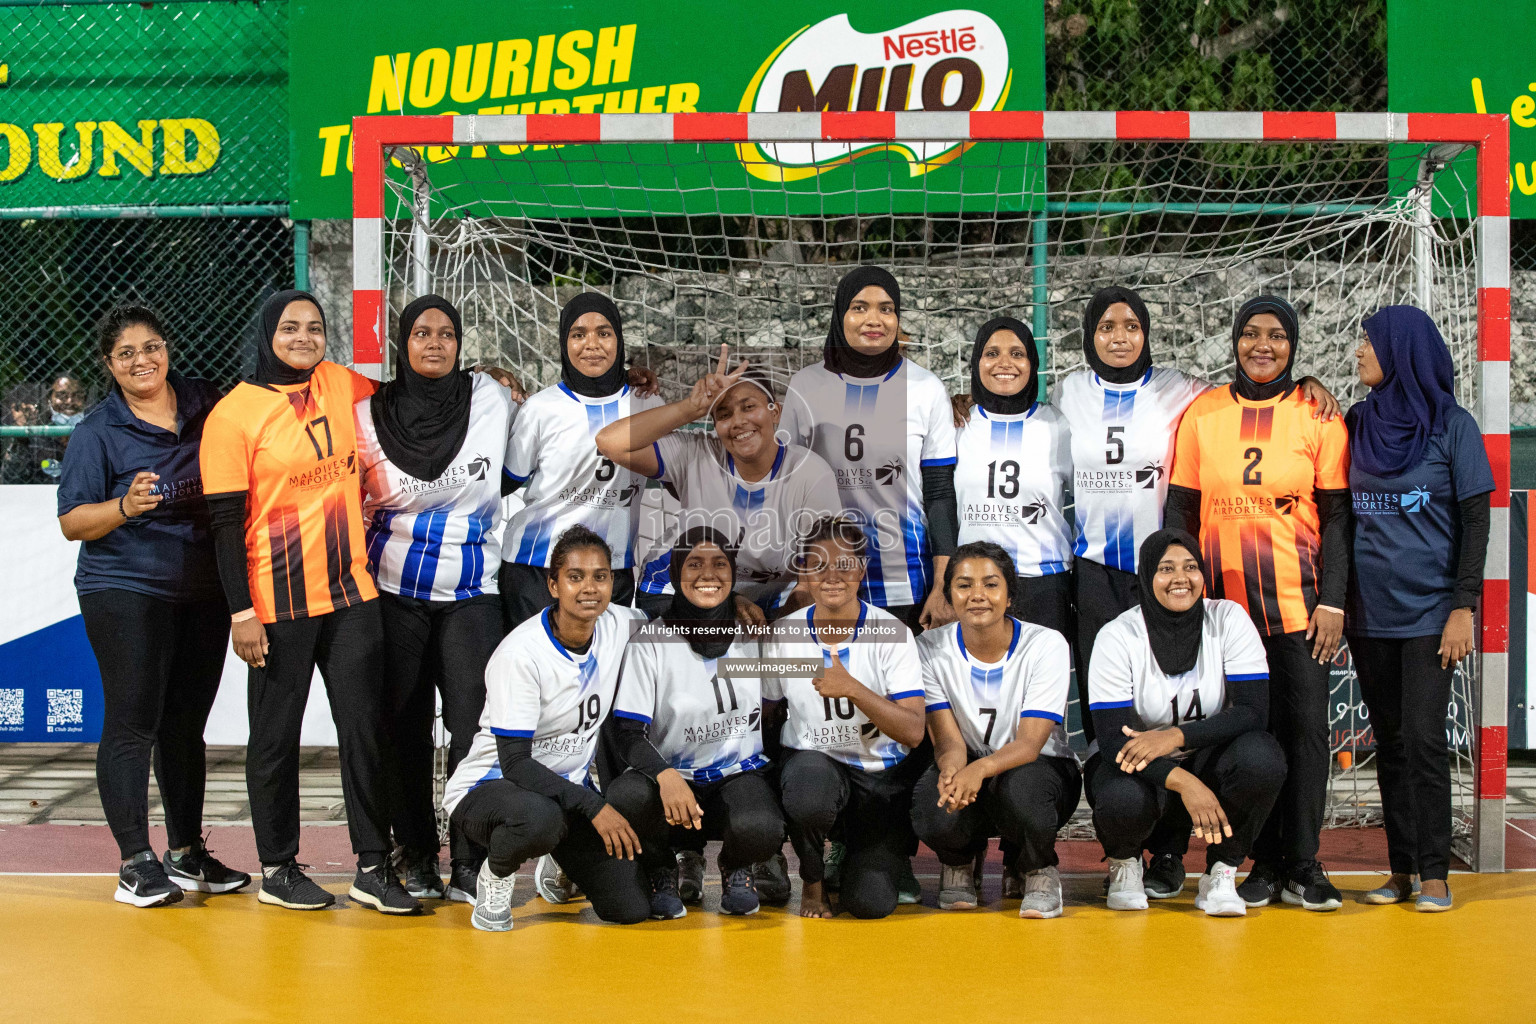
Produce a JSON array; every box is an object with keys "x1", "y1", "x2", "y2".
[{"x1": 1054, "y1": 368, "x2": 1209, "y2": 573}]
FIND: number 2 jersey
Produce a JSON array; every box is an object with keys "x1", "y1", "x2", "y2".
[
  {"x1": 1087, "y1": 599, "x2": 1269, "y2": 754},
  {"x1": 917, "y1": 618, "x2": 1074, "y2": 761},
  {"x1": 954, "y1": 404, "x2": 1074, "y2": 577},
  {"x1": 761, "y1": 602, "x2": 924, "y2": 771},
  {"x1": 200, "y1": 361, "x2": 378, "y2": 624},
  {"x1": 613, "y1": 634, "x2": 768, "y2": 783},
  {"x1": 779, "y1": 359, "x2": 957, "y2": 608},
  {"x1": 1054, "y1": 367, "x2": 1210, "y2": 573},
  {"x1": 501, "y1": 383, "x2": 663, "y2": 570},
  {"x1": 442, "y1": 603, "x2": 646, "y2": 817}
]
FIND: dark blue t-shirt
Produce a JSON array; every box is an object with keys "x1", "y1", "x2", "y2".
[
  {"x1": 1346, "y1": 406, "x2": 1494, "y2": 638},
  {"x1": 57, "y1": 374, "x2": 224, "y2": 602}
]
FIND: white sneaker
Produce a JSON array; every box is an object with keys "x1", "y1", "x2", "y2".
[
  {"x1": 1019, "y1": 866, "x2": 1063, "y2": 919},
  {"x1": 470, "y1": 861, "x2": 515, "y2": 932},
  {"x1": 938, "y1": 863, "x2": 978, "y2": 910},
  {"x1": 1105, "y1": 856, "x2": 1149, "y2": 911},
  {"x1": 1195, "y1": 863, "x2": 1248, "y2": 917},
  {"x1": 534, "y1": 854, "x2": 579, "y2": 904}
]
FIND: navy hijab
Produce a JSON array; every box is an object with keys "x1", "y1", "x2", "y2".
[
  {"x1": 1346, "y1": 305, "x2": 1458, "y2": 479},
  {"x1": 824, "y1": 266, "x2": 903, "y2": 379}
]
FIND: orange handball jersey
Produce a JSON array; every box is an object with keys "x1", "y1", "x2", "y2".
[
  {"x1": 1171, "y1": 386, "x2": 1349, "y2": 636},
  {"x1": 201, "y1": 361, "x2": 379, "y2": 624}
]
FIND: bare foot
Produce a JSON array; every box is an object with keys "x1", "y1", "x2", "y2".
[
  {"x1": 1419, "y1": 878, "x2": 1449, "y2": 900},
  {"x1": 799, "y1": 880, "x2": 834, "y2": 919}
]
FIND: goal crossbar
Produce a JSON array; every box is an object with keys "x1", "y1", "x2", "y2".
[{"x1": 351, "y1": 109, "x2": 1513, "y2": 872}]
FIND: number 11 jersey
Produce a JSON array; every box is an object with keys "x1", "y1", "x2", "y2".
[{"x1": 1054, "y1": 367, "x2": 1209, "y2": 574}]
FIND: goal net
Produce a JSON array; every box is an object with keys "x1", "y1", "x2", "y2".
[{"x1": 353, "y1": 111, "x2": 1509, "y2": 871}]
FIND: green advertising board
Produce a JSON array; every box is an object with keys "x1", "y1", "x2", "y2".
[
  {"x1": 288, "y1": 1, "x2": 1045, "y2": 220},
  {"x1": 1389, "y1": 0, "x2": 1533, "y2": 218},
  {"x1": 0, "y1": 3, "x2": 287, "y2": 209}
]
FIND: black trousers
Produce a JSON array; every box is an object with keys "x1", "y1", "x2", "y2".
[
  {"x1": 246, "y1": 601, "x2": 390, "y2": 865},
  {"x1": 377, "y1": 590, "x2": 500, "y2": 864},
  {"x1": 1250, "y1": 630, "x2": 1332, "y2": 868},
  {"x1": 779, "y1": 748, "x2": 925, "y2": 919},
  {"x1": 911, "y1": 755, "x2": 1080, "y2": 872},
  {"x1": 1073, "y1": 559, "x2": 1140, "y2": 744},
  {"x1": 1086, "y1": 731, "x2": 1287, "y2": 868},
  {"x1": 79, "y1": 589, "x2": 229, "y2": 860},
  {"x1": 1347, "y1": 634, "x2": 1455, "y2": 881},
  {"x1": 499, "y1": 560, "x2": 635, "y2": 633},
  {"x1": 450, "y1": 779, "x2": 650, "y2": 924},
  {"x1": 605, "y1": 768, "x2": 786, "y2": 874}
]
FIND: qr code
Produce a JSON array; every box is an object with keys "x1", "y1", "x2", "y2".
[
  {"x1": 46, "y1": 688, "x2": 84, "y2": 731},
  {"x1": 0, "y1": 689, "x2": 22, "y2": 728}
]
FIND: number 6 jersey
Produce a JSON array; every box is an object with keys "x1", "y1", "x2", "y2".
[
  {"x1": 442, "y1": 603, "x2": 645, "y2": 817},
  {"x1": 1054, "y1": 367, "x2": 1210, "y2": 574},
  {"x1": 1087, "y1": 599, "x2": 1269, "y2": 751}
]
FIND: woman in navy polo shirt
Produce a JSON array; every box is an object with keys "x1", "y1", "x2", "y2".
[
  {"x1": 1345, "y1": 305, "x2": 1493, "y2": 913},
  {"x1": 57, "y1": 305, "x2": 249, "y2": 908}
]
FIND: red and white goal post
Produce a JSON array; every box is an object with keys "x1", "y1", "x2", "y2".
[{"x1": 351, "y1": 109, "x2": 1512, "y2": 871}]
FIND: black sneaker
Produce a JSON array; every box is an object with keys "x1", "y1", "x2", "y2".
[
  {"x1": 115, "y1": 850, "x2": 184, "y2": 908},
  {"x1": 752, "y1": 851, "x2": 792, "y2": 904},
  {"x1": 1237, "y1": 862, "x2": 1284, "y2": 908},
  {"x1": 259, "y1": 861, "x2": 335, "y2": 911},
  {"x1": 719, "y1": 862, "x2": 760, "y2": 916},
  {"x1": 648, "y1": 868, "x2": 687, "y2": 920},
  {"x1": 1283, "y1": 860, "x2": 1343, "y2": 912},
  {"x1": 677, "y1": 849, "x2": 706, "y2": 904},
  {"x1": 445, "y1": 859, "x2": 479, "y2": 904},
  {"x1": 163, "y1": 842, "x2": 251, "y2": 895},
  {"x1": 1144, "y1": 853, "x2": 1187, "y2": 900},
  {"x1": 395, "y1": 849, "x2": 446, "y2": 900},
  {"x1": 350, "y1": 863, "x2": 423, "y2": 915}
]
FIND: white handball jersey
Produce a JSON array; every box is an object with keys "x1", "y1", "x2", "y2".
[
  {"x1": 954, "y1": 404, "x2": 1074, "y2": 577},
  {"x1": 502, "y1": 383, "x2": 664, "y2": 570},
  {"x1": 613, "y1": 634, "x2": 768, "y2": 783},
  {"x1": 1087, "y1": 599, "x2": 1269, "y2": 748},
  {"x1": 652, "y1": 431, "x2": 843, "y2": 602},
  {"x1": 761, "y1": 602, "x2": 924, "y2": 771},
  {"x1": 442, "y1": 604, "x2": 646, "y2": 816},
  {"x1": 357, "y1": 373, "x2": 515, "y2": 602},
  {"x1": 917, "y1": 618, "x2": 1074, "y2": 761},
  {"x1": 1054, "y1": 367, "x2": 1209, "y2": 573},
  {"x1": 779, "y1": 359, "x2": 958, "y2": 608}
]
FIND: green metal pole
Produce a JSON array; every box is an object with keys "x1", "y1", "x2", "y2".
[
  {"x1": 1032, "y1": 214, "x2": 1049, "y2": 400},
  {"x1": 0, "y1": 426, "x2": 73, "y2": 437},
  {"x1": 294, "y1": 220, "x2": 310, "y2": 291}
]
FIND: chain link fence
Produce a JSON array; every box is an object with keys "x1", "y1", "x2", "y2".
[{"x1": 0, "y1": 0, "x2": 294, "y2": 480}]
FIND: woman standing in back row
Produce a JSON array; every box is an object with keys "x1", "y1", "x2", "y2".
[{"x1": 1345, "y1": 306, "x2": 1492, "y2": 913}]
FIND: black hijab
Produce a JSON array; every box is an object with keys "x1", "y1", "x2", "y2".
[
  {"x1": 1232, "y1": 295, "x2": 1299, "y2": 401},
  {"x1": 370, "y1": 295, "x2": 473, "y2": 482},
  {"x1": 823, "y1": 266, "x2": 903, "y2": 379},
  {"x1": 1137, "y1": 529, "x2": 1206, "y2": 677},
  {"x1": 663, "y1": 526, "x2": 739, "y2": 660},
  {"x1": 249, "y1": 289, "x2": 326, "y2": 387},
  {"x1": 559, "y1": 292, "x2": 627, "y2": 398},
  {"x1": 970, "y1": 316, "x2": 1038, "y2": 416},
  {"x1": 1082, "y1": 286, "x2": 1152, "y2": 385}
]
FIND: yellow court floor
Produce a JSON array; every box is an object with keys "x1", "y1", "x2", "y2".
[{"x1": 0, "y1": 872, "x2": 1531, "y2": 1024}]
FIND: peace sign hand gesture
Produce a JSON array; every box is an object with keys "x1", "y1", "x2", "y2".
[{"x1": 685, "y1": 343, "x2": 751, "y2": 420}]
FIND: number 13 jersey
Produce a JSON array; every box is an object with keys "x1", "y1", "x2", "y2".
[{"x1": 1054, "y1": 367, "x2": 1209, "y2": 574}]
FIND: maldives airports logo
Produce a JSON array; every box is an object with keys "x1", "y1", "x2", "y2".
[{"x1": 736, "y1": 10, "x2": 1011, "y2": 181}]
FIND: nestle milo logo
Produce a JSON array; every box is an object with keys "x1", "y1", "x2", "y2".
[{"x1": 737, "y1": 11, "x2": 1011, "y2": 182}]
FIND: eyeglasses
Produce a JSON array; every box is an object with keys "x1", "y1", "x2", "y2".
[{"x1": 109, "y1": 340, "x2": 167, "y2": 365}]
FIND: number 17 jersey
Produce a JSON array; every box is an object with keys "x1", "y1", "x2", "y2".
[{"x1": 1054, "y1": 367, "x2": 1209, "y2": 573}]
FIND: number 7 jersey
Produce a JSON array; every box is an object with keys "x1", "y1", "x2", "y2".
[{"x1": 1054, "y1": 368, "x2": 1209, "y2": 573}]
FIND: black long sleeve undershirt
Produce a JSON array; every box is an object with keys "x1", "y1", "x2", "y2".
[
  {"x1": 494, "y1": 734, "x2": 606, "y2": 818},
  {"x1": 605, "y1": 715, "x2": 670, "y2": 781},
  {"x1": 1092, "y1": 675, "x2": 1269, "y2": 788},
  {"x1": 1454, "y1": 492, "x2": 1492, "y2": 609},
  {"x1": 501, "y1": 470, "x2": 525, "y2": 497},
  {"x1": 922, "y1": 463, "x2": 958, "y2": 558},
  {"x1": 206, "y1": 490, "x2": 254, "y2": 616},
  {"x1": 1163, "y1": 483, "x2": 1201, "y2": 538},
  {"x1": 1315, "y1": 487, "x2": 1352, "y2": 608}
]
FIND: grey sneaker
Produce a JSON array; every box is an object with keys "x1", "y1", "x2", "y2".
[
  {"x1": 677, "y1": 849, "x2": 706, "y2": 904},
  {"x1": 471, "y1": 860, "x2": 515, "y2": 932},
  {"x1": 1105, "y1": 856, "x2": 1148, "y2": 911},
  {"x1": 534, "y1": 854, "x2": 579, "y2": 904},
  {"x1": 1002, "y1": 867, "x2": 1024, "y2": 900},
  {"x1": 752, "y1": 851, "x2": 792, "y2": 904},
  {"x1": 938, "y1": 863, "x2": 977, "y2": 910},
  {"x1": 1019, "y1": 866, "x2": 1064, "y2": 919}
]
